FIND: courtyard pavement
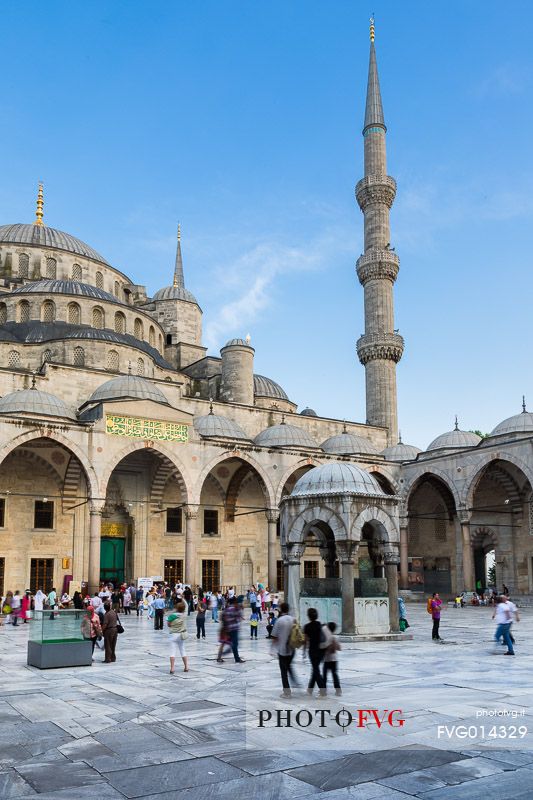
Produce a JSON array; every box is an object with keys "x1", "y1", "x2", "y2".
[{"x1": 0, "y1": 603, "x2": 532, "y2": 799}]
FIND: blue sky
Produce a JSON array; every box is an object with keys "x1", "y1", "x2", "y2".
[{"x1": 1, "y1": 1, "x2": 532, "y2": 448}]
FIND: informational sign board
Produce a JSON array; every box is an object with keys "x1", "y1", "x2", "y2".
[{"x1": 137, "y1": 577, "x2": 154, "y2": 592}]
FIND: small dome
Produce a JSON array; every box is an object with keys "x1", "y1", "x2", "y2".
[
  {"x1": 86, "y1": 375, "x2": 169, "y2": 406},
  {"x1": 253, "y1": 374, "x2": 289, "y2": 401},
  {"x1": 300, "y1": 407, "x2": 317, "y2": 417},
  {"x1": 427, "y1": 426, "x2": 481, "y2": 451},
  {"x1": 11, "y1": 279, "x2": 121, "y2": 304},
  {"x1": 0, "y1": 388, "x2": 76, "y2": 420},
  {"x1": 222, "y1": 338, "x2": 253, "y2": 348},
  {"x1": 321, "y1": 432, "x2": 379, "y2": 456},
  {"x1": 152, "y1": 285, "x2": 199, "y2": 304},
  {"x1": 194, "y1": 413, "x2": 249, "y2": 440},
  {"x1": 490, "y1": 410, "x2": 533, "y2": 437},
  {"x1": 255, "y1": 423, "x2": 318, "y2": 449},
  {"x1": 382, "y1": 441, "x2": 421, "y2": 462},
  {"x1": 291, "y1": 462, "x2": 385, "y2": 498},
  {"x1": 0, "y1": 223, "x2": 109, "y2": 264}
]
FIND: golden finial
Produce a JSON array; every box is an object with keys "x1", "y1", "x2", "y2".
[
  {"x1": 370, "y1": 15, "x2": 375, "y2": 43},
  {"x1": 177, "y1": 222, "x2": 181, "y2": 242},
  {"x1": 34, "y1": 182, "x2": 44, "y2": 226}
]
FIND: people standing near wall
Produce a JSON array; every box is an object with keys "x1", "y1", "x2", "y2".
[
  {"x1": 33, "y1": 588, "x2": 46, "y2": 614},
  {"x1": 21, "y1": 590, "x2": 32, "y2": 623},
  {"x1": 122, "y1": 588, "x2": 132, "y2": 615},
  {"x1": 73, "y1": 591, "x2": 84, "y2": 619},
  {"x1": 209, "y1": 592, "x2": 218, "y2": 623},
  {"x1": 102, "y1": 601, "x2": 119, "y2": 663},
  {"x1": 153, "y1": 594, "x2": 165, "y2": 631},
  {"x1": 2, "y1": 590, "x2": 13, "y2": 624},
  {"x1": 81, "y1": 605, "x2": 102, "y2": 656},
  {"x1": 135, "y1": 586, "x2": 144, "y2": 616},
  {"x1": 11, "y1": 590, "x2": 22, "y2": 626}
]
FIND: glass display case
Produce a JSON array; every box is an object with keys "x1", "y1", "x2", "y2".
[{"x1": 27, "y1": 609, "x2": 93, "y2": 668}]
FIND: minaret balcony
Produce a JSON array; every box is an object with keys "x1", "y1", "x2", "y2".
[
  {"x1": 357, "y1": 332, "x2": 404, "y2": 365},
  {"x1": 355, "y1": 174, "x2": 396, "y2": 210},
  {"x1": 356, "y1": 250, "x2": 399, "y2": 285}
]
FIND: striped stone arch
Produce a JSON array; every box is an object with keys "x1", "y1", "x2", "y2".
[
  {"x1": 287, "y1": 504, "x2": 347, "y2": 544},
  {"x1": 62, "y1": 456, "x2": 84, "y2": 513},
  {"x1": 192, "y1": 451, "x2": 275, "y2": 508},
  {"x1": 225, "y1": 464, "x2": 269, "y2": 522},
  {"x1": 462, "y1": 452, "x2": 533, "y2": 509},
  {"x1": 150, "y1": 458, "x2": 189, "y2": 512},
  {"x1": 201, "y1": 473, "x2": 226, "y2": 506},
  {"x1": 99, "y1": 440, "x2": 191, "y2": 502},
  {"x1": 351, "y1": 506, "x2": 399, "y2": 543},
  {"x1": 2, "y1": 448, "x2": 63, "y2": 492},
  {"x1": 0, "y1": 431, "x2": 99, "y2": 499},
  {"x1": 471, "y1": 526, "x2": 498, "y2": 550},
  {"x1": 275, "y1": 458, "x2": 322, "y2": 506},
  {"x1": 402, "y1": 466, "x2": 461, "y2": 511},
  {"x1": 367, "y1": 465, "x2": 400, "y2": 495}
]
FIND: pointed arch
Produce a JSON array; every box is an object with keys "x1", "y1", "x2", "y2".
[
  {"x1": 351, "y1": 506, "x2": 399, "y2": 542},
  {"x1": 463, "y1": 452, "x2": 533, "y2": 509},
  {"x1": 192, "y1": 450, "x2": 275, "y2": 507},
  {"x1": 275, "y1": 457, "x2": 322, "y2": 506},
  {"x1": 403, "y1": 466, "x2": 461, "y2": 513},
  {"x1": 287, "y1": 504, "x2": 347, "y2": 544},
  {"x1": 99, "y1": 440, "x2": 191, "y2": 502}
]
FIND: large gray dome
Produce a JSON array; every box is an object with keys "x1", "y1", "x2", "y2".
[
  {"x1": 194, "y1": 413, "x2": 249, "y2": 440},
  {"x1": 490, "y1": 410, "x2": 533, "y2": 438},
  {"x1": 0, "y1": 387, "x2": 76, "y2": 420},
  {"x1": 86, "y1": 375, "x2": 169, "y2": 406},
  {"x1": 427, "y1": 427, "x2": 481, "y2": 451},
  {"x1": 382, "y1": 441, "x2": 421, "y2": 462},
  {"x1": 152, "y1": 285, "x2": 199, "y2": 304},
  {"x1": 11, "y1": 279, "x2": 122, "y2": 304},
  {"x1": 0, "y1": 224, "x2": 109, "y2": 265},
  {"x1": 321, "y1": 432, "x2": 379, "y2": 456},
  {"x1": 253, "y1": 374, "x2": 289, "y2": 401},
  {"x1": 255, "y1": 423, "x2": 318, "y2": 449},
  {"x1": 291, "y1": 462, "x2": 385, "y2": 498}
]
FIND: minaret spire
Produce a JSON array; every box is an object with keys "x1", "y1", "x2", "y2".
[
  {"x1": 173, "y1": 223, "x2": 184, "y2": 288},
  {"x1": 356, "y1": 20, "x2": 404, "y2": 445},
  {"x1": 34, "y1": 182, "x2": 44, "y2": 226}
]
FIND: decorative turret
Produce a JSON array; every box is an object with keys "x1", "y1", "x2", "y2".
[
  {"x1": 356, "y1": 19, "x2": 404, "y2": 445},
  {"x1": 220, "y1": 337, "x2": 255, "y2": 405},
  {"x1": 34, "y1": 183, "x2": 44, "y2": 227}
]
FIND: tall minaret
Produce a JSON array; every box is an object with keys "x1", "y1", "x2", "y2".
[{"x1": 356, "y1": 18, "x2": 403, "y2": 445}]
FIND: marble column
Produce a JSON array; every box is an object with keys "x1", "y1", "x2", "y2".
[
  {"x1": 384, "y1": 550, "x2": 400, "y2": 632},
  {"x1": 286, "y1": 544, "x2": 303, "y2": 619},
  {"x1": 459, "y1": 512, "x2": 474, "y2": 591},
  {"x1": 88, "y1": 501, "x2": 104, "y2": 595},
  {"x1": 399, "y1": 520, "x2": 409, "y2": 590},
  {"x1": 337, "y1": 541, "x2": 357, "y2": 635},
  {"x1": 266, "y1": 509, "x2": 279, "y2": 590},
  {"x1": 184, "y1": 505, "x2": 199, "y2": 587}
]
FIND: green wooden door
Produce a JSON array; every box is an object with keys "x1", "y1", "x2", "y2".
[{"x1": 100, "y1": 538, "x2": 125, "y2": 586}]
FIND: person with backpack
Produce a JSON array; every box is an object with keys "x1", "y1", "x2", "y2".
[
  {"x1": 272, "y1": 601, "x2": 300, "y2": 698},
  {"x1": 429, "y1": 592, "x2": 442, "y2": 640},
  {"x1": 304, "y1": 607, "x2": 327, "y2": 696}
]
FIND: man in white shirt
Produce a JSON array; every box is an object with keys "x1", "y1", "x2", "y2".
[
  {"x1": 272, "y1": 602, "x2": 296, "y2": 697},
  {"x1": 493, "y1": 596, "x2": 516, "y2": 655},
  {"x1": 92, "y1": 593, "x2": 105, "y2": 621}
]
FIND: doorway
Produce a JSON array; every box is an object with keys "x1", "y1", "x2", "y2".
[{"x1": 100, "y1": 538, "x2": 125, "y2": 586}]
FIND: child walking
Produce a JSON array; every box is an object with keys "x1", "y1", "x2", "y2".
[{"x1": 250, "y1": 609, "x2": 259, "y2": 639}]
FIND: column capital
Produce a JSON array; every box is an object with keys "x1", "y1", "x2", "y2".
[
  {"x1": 89, "y1": 499, "x2": 105, "y2": 515},
  {"x1": 286, "y1": 543, "x2": 304, "y2": 564},
  {"x1": 384, "y1": 548, "x2": 400, "y2": 566},
  {"x1": 458, "y1": 508, "x2": 471, "y2": 525},
  {"x1": 336, "y1": 540, "x2": 358, "y2": 564},
  {"x1": 265, "y1": 508, "x2": 280, "y2": 523},
  {"x1": 184, "y1": 504, "x2": 199, "y2": 520}
]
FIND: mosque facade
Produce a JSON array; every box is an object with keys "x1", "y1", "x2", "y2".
[{"x1": 0, "y1": 25, "x2": 532, "y2": 606}]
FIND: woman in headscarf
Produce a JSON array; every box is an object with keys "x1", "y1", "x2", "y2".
[
  {"x1": 81, "y1": 605, "x2": 102, "y2": 656},
  {"x1": 33, "y1": 588, "x2": 46, "y2": 613},
  {"x1": 21, "y1": 590, "x2": 32, "y2": 623}
]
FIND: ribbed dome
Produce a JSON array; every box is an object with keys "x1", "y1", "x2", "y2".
[
  {"x1": 490, "y1": 411, "x2": 533, "y2": 437},
  {"x1": 0, "y1": 224, "x2": 109, "y2": 264},
  {"x1": 223, "y1": 338, "x2": 253, "y2": 348},
  {"x1": 0, "y1": 388, "x2": 76, "y2": 420},
  {"x1": 194, "y1": 413, "x2": 249, "y2": 440},
  {"x1": 253, "y1": 374, "x2": 288, "y2": 401},
  {"x1": 11, "y1": 279, "x2": 121, "y2": 304},
  {"x1": 291, "y1": 462, "x2": 385, "y2": 498},
  {"x1": 300, "y1": 407, "x2": 317, "y2": 417},
  {"x1": 321, "y1": 432, "x2": 379, "y2": 456},
  {"x1": 152, "y1": 285, "x2": 199, "y2": 304},
  {"x1": 427, "y1": 428, "x2": 481, "y2": 451},
  {"x1": 254, "y1": 423, "x2": 317, "y2": 449},
  {"x1": 382, "y1": 441, "x2": 421, "y2": 462},
  {"x1": 86, "y1": 375, "x2": 169, "y2": 406}
]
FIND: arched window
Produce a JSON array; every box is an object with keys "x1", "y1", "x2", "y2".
[
  {"x1": 18, "y1": 300, "x2": 30, "y2": 323},
  {"x1": 134, "y1": 318, "x2": 143, "y2": 339},
  {"x1": 42, "y1": 349, "x2": 52, "y2": 364},
  {"x1": 45, "y1": 257, "x2": 57, "y2": 279},
  {"x1": 72, "y1": 263, "x2": 82, "y2": 281},
  {"x1": 114, "y1": 281, "x2": 120, "y2": 297},
  {"x1": 8, "y1": 350, "x2": 21, "y2": 368},
  {"x1": 18, "y1": 253, "x2": 29, "y2": 278},
  {"x1": 0, "y1": 303, "x2": 7, "y2": 325},
  {"x1": 95, "y1": 271, "x2": 104, "y2": 289},
  {"x1": 73, "y1": 346, "x2": 85, "y2": 366},
  {"x1": 68, "y1": 302, "x2": 81, "y2": 325},
  {"x1": 92, "y1": 306, "x2": 104, "y2": 329},
  {"x1": 107, "y1": 350, "x2": 119, "y2": 372},
  {"x1": 42, "y1": 300, "x2": 55, "y2": 323},
  {"x1": 136, "y1": 357, "x2": 145, "y2": 376},
  {"x1": 149, "y1": 326, "x2": 155, "y2": 347},
  {"x1": 114, "y1": 312, "x2": 126, "y2": 334}
]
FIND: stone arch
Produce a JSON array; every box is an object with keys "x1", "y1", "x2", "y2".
[
  {"x1": 225, "y1": 462, "x2": 270, "y2": 522},
  {"x1": 403, "y1": 467, "x2": 460, "y2": 515},
  {"x1": 193, "y1": 451, "x2": 275, "y2": 507},
  {"x1": 463, "y1": 453, "x2": 533, "y2": 510},
  {"x1": 275, "y1": 458, "x2": 321, "y2": 506},
  {"x1": 67, "y1": 301, "x2": 81, "y2": 325},
  {"x1": 471, "y1": 525, "x2": 498, "y2": 551},
  {"x1": 367, "y1": 465, "x2": 399, "y2": 495},
  {"x1": 287, "y1": 504, "x2": 347, "y2": 544},
  {"x1": 3, "y1": 449, "x2": 64, "y2": 492},
  {"x1": 17, "y1": 299, "x2": 30, "y2": 323},
  {"x1": 351, "y1": 506, "x2": 399, "y2": 543},
  {"x1": 0, "y1": 431, "x2": 98, "y2": 499},
  {"x1": 99, "y1": 440, "x2": 191, "y2": 502},
  {"x1": 150, "y1": 456, "x2": 189, "y2": 510}
]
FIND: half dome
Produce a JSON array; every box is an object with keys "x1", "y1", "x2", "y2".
[
  {"x1": 291, "y1": 462, "x2": 385, "y2": 498},
  {"x1": 321, "y1": 432, "x2": 379, "y2": 456},
  {"x1": 0, "y1": 388, "x2": 76, "y2": 420},
  {"x1": 86, "y1": 375, "x2": 169, "y2": 406},
  {"x1": 194, "y1": 413, "x2": 249, "y2": 440},
  {"x1": 254, "y1": 423, "x2": 318, "y2": 449},
  {"x1": 0, "y1": 223, "x2": 109, "y2": 264}
]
